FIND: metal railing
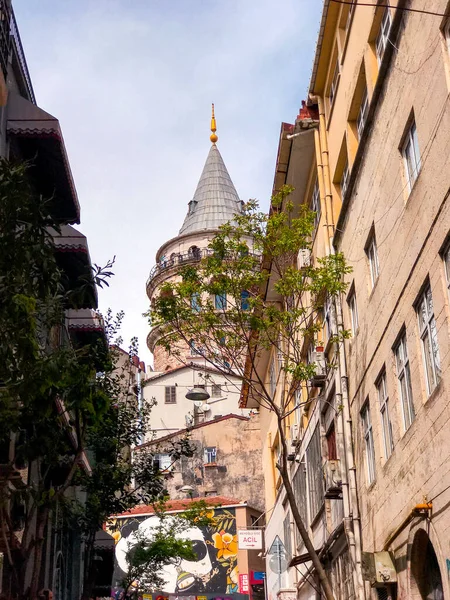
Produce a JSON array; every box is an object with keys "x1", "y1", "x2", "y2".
[
  {"x1": 10, "y1": 8, "x2": 36, "y2": 104},
  {"x1": 146, "y1": 248, "x2": 260, "y2": 289},
  {"x1": 0, "y1": 1, "x2": 11, "y2": 79}
]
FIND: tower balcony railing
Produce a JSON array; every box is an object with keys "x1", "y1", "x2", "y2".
[{"x1": 146, "y1": 247, "x2": 260, "y2": 290}]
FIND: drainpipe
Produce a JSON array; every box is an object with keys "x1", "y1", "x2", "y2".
[{"x1": 312, "y1": 93, "x2": 366, "y2": 599}]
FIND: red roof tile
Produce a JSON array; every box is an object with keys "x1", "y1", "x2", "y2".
[{"x1": 112, "y1": 496, "x2": 244, "y2": 518}]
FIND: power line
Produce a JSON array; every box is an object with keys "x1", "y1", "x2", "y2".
[{"x1": 330, "y1": 0, "x2": 448, "y2": 17}]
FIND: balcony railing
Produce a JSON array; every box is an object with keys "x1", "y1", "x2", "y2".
[
  {"x1": 0, "y1": 0, "x2": 11, "y2": 80},
  {"x1": 146, "y1": 248, "x2": 260, "y2": 289},
  {"x1": 10, "y1": 8, "x2": 36, "y2": 104}
]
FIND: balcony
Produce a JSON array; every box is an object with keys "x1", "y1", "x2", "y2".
[{"x1": 0, "y1": 1, "x2": 11, "y2": 81}]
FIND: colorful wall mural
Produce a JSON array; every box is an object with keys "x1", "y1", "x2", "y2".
[{"x1": 109, "y1": 507, "x2": 239, "y2": 596}]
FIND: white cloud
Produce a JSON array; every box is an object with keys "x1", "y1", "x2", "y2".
[{"x1": 13, "y1": 0, "x2": 321, "y2": 365}]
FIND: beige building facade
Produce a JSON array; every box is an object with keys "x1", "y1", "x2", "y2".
[{"x1": 253, "y1": 1, "x2": 450, "y2": 599}]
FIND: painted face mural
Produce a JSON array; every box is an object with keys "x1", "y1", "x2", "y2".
[{"x1": 110, "y1": 508, "x2": 239, "y2": 595}]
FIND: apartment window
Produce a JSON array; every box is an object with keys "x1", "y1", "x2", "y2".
[
  {"x1": 345, "y1": 0, "x2": 356, "y2": 32},
  {"x1": 394, "y1": 332, "x2": 415, "y2": 430},
  {"x1": 443, "y1": 242, "x2": 450, "y2": 299},
  {"x1": 347, "y1": 288, "x2": 358, "y2": 335},
  {"x1": 306, "y1": 425, "x2": 324, "y2": 519},
  {"x1": 376, "y1": 372, "x2": 394, "y2": 459},
  {"x1": 241, "y1": 290, "x2": 250, "y2": 310},
  {"x1": 204, "y1": 446, "x2": 217, "y2": 464},
  {"x1": 376, "y1": 8, "x2": 392, "y2": 64},
  {"x1": 283, "y1": 513, "x2": 292, "y2": 560},
  {"x1": 215, "y1": 292, "x2": 227, "y2": 310},
  {"x1": 326, "y1": 423, "x2": 338, "y2": 461},
  {"x1": 416, "y1": 286, "x2": 441, "y2": 395},
  {"x1": 357, "y1": 87, "x2": 369, "y2": 140},
  {"x1": 329, "y1": 59, "x2": 340, "y2": 105},
  {"x1": 211, "y1": 384, "x2": 222, "y2": 397},
  {"x1": 311, "y1": 180, "x2": 321, "y2": 234},
  {"x1": 340, "y1": 160, "x2": 350, "y2": 199},
  {"x1": 165, "y1": 386, "x2": 176, "y2": 404},
  {"x1": 366, "y1": 233, "x2": 380, "y2": 288},
  {"x1": 191, "y1": 292, "x2": 201, "y2": 312},
  {"x1": 402, "y1": 120, "x2": 421, "y2": 190},
  {"x1": 269, "y1": 358, "x2": 276, "y2": 398},
  {"x1": 361, "y1": 402, "x2": 376, "y2": 485},
  {"x1": 324, "y1": 295, "x2": 335, "y2": 342},
  {"x1": 153, "y1": 453, "x2": 172, "y2": 471},
  {"x1": 293, "y1": 461, "x2": 308, "y2": 526}
]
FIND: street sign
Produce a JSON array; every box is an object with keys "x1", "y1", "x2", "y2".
[
  {"x1": 267, "y1": 535, "x2": 285, "y2": 556},
  {"x1": 238, "y1": 529, "x2": 263, "y2": 549}
]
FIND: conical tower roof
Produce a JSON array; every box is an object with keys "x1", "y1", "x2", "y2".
[{"x1": 179, "y1": 111, "x2": 242, "y2": 235}]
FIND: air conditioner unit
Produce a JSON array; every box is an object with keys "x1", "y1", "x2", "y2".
[
  {"x1": 324, "y1": 459, "x2": 342, "y2": 499},
  {"x1": 297, "y1": 248, "x2": 312, "y2": 269},
  {"x1": 290, "y1": 423, "x2": 302, "y2": 448},
  {"x1": 309, "y1": 351, "x2": 327, "y2": 387}
]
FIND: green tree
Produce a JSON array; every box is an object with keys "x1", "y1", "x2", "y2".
[{"x1": 149, "y1": 186, "x2": 351, "y2": 600}]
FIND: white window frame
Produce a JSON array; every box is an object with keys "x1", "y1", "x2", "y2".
[
  {"x1": 376, "y1": 372, "x2": 394, "y2": 459},
  {"x1": 211, "y1": 384, "x2": 222, "y2": 397},
  {"x1": 306, "y1": 425, "x2": 324, "y2": 519},
  {"x1": 311, "y1": 180, "x2": 321, "y2": 234},
  {"x1": 346, "y1": 0, "x2": 356, "y2": 32},
  {"x1": 376, "y1": 8, "x2": 392, "y2": 64},
  {"x1": 215, "y1": 292, "x2": 227, "y2": 310},
  {"x1": 366, "y1": 234, "x2": 379, "y2": 288},
  {"x1": 165, "y1": 386, "x2": 177, "y2": 404},
  {"x1": 361, "y1": 402, "x2": 376, "y2": 485},
  {"x1": 324, "y1": 295, "x2": 335, "y2": 342},
  {"x1": 394, "y1": 332, "x2": 415, "y2": 430},
  {"x1": 153, "y1": 453, "x2": 172, "y2": 471},
  {"x1": 357, "y1": 87, "x2": 369, "y2": 140},
  {"x1": 329, "y1": 59, "x2": 340, "y2": 106},
  {"x1": 416, "y1": 286, "x2": 441, "y2": 395},
  {"x1": 402, "y1": 121, "x2": 421, "y2": 191},
  {"x1": 341, "y1": 160, "x2": 350, "y2": 199},
  {"x1": 347, "y1": 289, "x2": 358, "y2": 335},
  {"x1": 204, "y1": 446, "x2": 217, "y2": 464}
]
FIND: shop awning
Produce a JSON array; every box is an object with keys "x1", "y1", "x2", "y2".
[{"x1": 7, "y1": 93, "x2": 80, "y2": 224}]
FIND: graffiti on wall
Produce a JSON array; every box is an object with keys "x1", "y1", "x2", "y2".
[{"x1": 109, "y1": 508, "x2": 239, "y2": 595}]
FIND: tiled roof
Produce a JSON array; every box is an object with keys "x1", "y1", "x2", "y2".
[
  {"x1": 179, "y1": 144, "x2": 243, "y2": 235},
  {"x1": 113, "y1": 496, "x2": 244, "y2": 518}
]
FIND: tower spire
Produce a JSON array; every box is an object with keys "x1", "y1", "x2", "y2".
[{"x1": 210, "y1": 103, "x2": 218, "y2": 144}]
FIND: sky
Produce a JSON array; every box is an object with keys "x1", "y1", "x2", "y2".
[{"x1": 14, "y1": 0, "x2": 322, "y2": 366}]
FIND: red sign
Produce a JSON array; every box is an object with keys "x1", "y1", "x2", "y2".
[{"x1": 239, "y1": 573, "x2": 249, "y2": 594}]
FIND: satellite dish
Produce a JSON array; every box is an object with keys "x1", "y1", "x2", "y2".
[{"x1": 201, "y1": 404, "x2": 211, "y2": 413}]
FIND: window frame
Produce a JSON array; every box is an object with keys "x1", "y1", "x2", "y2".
[
  {"x1": 357, "y1": 86, "x2": 369, "y2": 140},
  {"x1": 376, "y1": 371, "x2": 394, "y2": 459},
  {"x1": 204, "y1": 446, "x2": 217, "y2": 464},
  {"x1": 394, "y1": 332, "x2": 415, "y2": 430},
  {"x1": 376, "y1": 8, "x2": 392, "y2": 64},
  {"x1": 241, "y1": 290, "x2": 250, "y2": 311},
  {"x1": 211, "y1": 384, "x2": 222, "y2": 397},
  {"x1": 443, "y1": 241, "x2": 450, "y2": 301},
  {"x1": 310, "y1": 180, "x2": 321, "y2": 235},
  {"x1": 347, "y1": 288, "x2": 359, "y2": 335},
  {"x1": 402, "y1": 120, "x2": 421, "y2": 191},
  {"x1": 269, "y1": 358, "x2": 276, "y2": 398},
  {"x1": 306, "y1": 425, "x2": 325, "y2": 519},
  {"x1": 165, "y1": 386, "x2": 177, "y2": 404},
  {"x1": 191, "y1": 292, "x2": 201, "y2": 312},
  {"x1": 341, "y1": 160, "x2": 350, "y2": 199},
  {"x1": 361, "y1": 401, "x2": 376, "y2": 485},
  {"x1": 153, "y1": 453, "x2": 172, "y2": 471},
  {"x1": 416, "y1": 286, "x2": 441, "y2": 395},
  {"x1": 215, "y1": 292, "x2": 227, "y2": 310},
  {"x1": 366, "y1": 233, "x2": 380, "y2": 288},
  {"x1": 329, "y1": 58, "x2": 340, "y2": 106}
]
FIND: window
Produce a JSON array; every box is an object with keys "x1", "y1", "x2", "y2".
[
  {"x1": 376, "y1": 372, "x2": 394, "y2": 459},
  {"x1": 341, "y1": 160, "x2": 350, "y2": 199},
  {"x1": 326, "y1": 423, "x2": 338, "y2": 461},
  {"x1": 269, "y1": 358, "x2": 276, "y2": 398},
  {"x1": 445, "y1": 18, "x2": 450, "y2": 54},
  {"x1": 347, "y1": 288, "x2": 358, "y2": 335},
  {"x1": 204, "y1": 446, "x2": 217, "y2": 464},
  {"x1": 329, "y1": 59, "x2": 340, "y2": 105},
  {"x1": 283, "y1": 513, "x2": 292, "y2": 560},
  {"x1": 241, "y1": 290, "x2": 250, "y2": 310},
  {"x1": 215, "y1": 292, "x2": 227, "y2": 310},
  {"x1": 311, "y1": 180, "x2": 321, "y2": 234},
  {"x1": 211, "y1": 384, "x2": 222, "y2": 397},
  {"x1": 357, "y1": 87, "x2": 369, "y2": 140},
  {"x1": 402, "y1": 120, "x2": 421, "y2": 190},
  {"x1": 293, "y1": 461, "x2": 308, "y2": 526},
  {"x1": 361, "y1": 402, "x2": 376, "y2": 485},
  {"x1": 306, "y1": 425, "x2": 324, "y2": 519},
  {"x1": 416, "y1": 286, "x2": 441, "y2": 395},
  {"x1": 443, "y1": 242, "x2": 450, "y2": 300},
  {"x1": 165, "y1": 386, "x2": 176, "y2": 404},
  {"x1": 366, "y1": 233, "x2": 380, "y2": 288},
  {"x1": 394, "y1": 332, "x2": 415, "y2": 430},
  {"x1": 345, "y1": 0, "x2": 356, "y2": 32},
  {"x1": 277, "y1": 336, "x2": 283, "y2": 372},
  {"x1": 324, "y1": 295, "x2": 335, "y2": 341},
  {"x1": 376, "y1": 8, "x2": 392, "y2": 64},
  {"x1": 191, "y1": 292, "x2": 201, "y2": 312},
  {"x1": 153, "y1": 453, "x2": 172, "y2": 471}
]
